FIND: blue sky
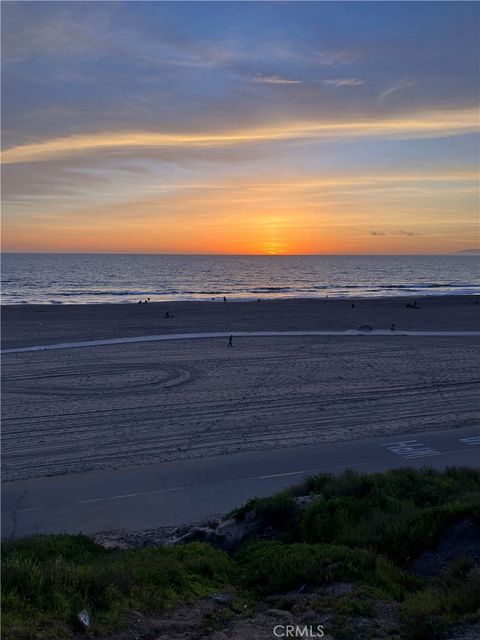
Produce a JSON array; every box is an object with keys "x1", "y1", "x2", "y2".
[{"x1": 2, "y1": 1, "x2": 479, "y2": 254}]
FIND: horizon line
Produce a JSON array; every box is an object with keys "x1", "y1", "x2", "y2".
[{"x1": 2, "y1": 251, "x2": 478, "y2": 257}]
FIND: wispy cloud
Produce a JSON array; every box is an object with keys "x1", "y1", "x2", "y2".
[
  {"x1": 379, "y1": 76, "x2": 417, "y2": 101},
  {"x1": 393, "y1": 230, "x2": 417, "y2": 237},
  {"x1": 323, "y1": 78, "x2": 364, "y2": 87},
  {"x1": 2, "y1": 9, "x2": 113, "y2": 62},
  {"x1": 253, "y1": 73, "x2": 302, "y2": 85},
  {"x1": 2, "y1": 6, "x2": 239, "y2": 72},
  {"x1": 3, "y1": 108, "x2": 477, "y2": 165},
  {"x1": 315, "y1": 49, "x2": 358, "y2": 66},
  {"x1": 370, "y1": 230, "x2": 418, "y2": 237},
  {"x1": 250, "y1": 171, "x2": 478, "y2": 191}
]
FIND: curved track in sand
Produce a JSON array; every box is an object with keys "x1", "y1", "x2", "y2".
[{"x1": 2, "y1": 333, "x2": 479, "y2": 482}]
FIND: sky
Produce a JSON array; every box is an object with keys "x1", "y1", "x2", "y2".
[{"x1": 2, "y1": 1, "x2": 479, "y2": 255}]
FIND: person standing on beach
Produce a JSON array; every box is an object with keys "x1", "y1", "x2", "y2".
[{"x1": 228, "y1": 334, "x2": 233, "y2": 348}]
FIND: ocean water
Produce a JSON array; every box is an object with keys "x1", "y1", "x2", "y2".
[{"x1": 1, "y1": 254, "x2": 479, "y2": 305}]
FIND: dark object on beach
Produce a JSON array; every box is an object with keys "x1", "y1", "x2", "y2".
[
  {"x1": 358, "y1": 324, "x2": 373, "y2": 332},
  {"x1": 351, "y1": 303, "x2": 355, "y2": 308},
  {"x1": 165, "y1": 311, "x2": 171, "y2": 318},
  {"x1": 138, "y1": 300, "x2": 142, "y2": 304},
  {"x1": 223, "y1": 296, "x2": 227, "y2": 303},
  {"x1": 257, "y1": 298, "x2": 261, "y2": 302},
  {"x1": 390, "y1": 323, "x2": 396, "y2": 331},
  {"x1": 228, "y1": 334, "x2": 233, "y2": 347}
]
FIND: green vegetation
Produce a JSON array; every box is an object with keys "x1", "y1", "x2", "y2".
[
  {"x1": 235, "y1": 467, "x2": 480, "y2": 564},
  {"x1": 238, "y1": 540, "x2": 415, "y2": 598},
  {"x1": 2, "y1": 539, "x2": 233, "y2": 639},
  {"x1": 232, "y1": 490, "x2": 301, "y2": 531},
  {"x1": 2, "y1": 467, "x2": 480, "y2": 639},
  {"x1": 298, "y1": 467, "x2": 480, "y2": 564},
  {"x1": 400, "y1": 556, "x2": 480, "y2": 640},
  {"x1": 335, "y1": 597, "x2": 374, "y2": 618}
]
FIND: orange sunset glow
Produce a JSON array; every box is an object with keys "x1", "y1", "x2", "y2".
[{"x1": 2, "y1": 1, "x2": 478, "y2": 255}]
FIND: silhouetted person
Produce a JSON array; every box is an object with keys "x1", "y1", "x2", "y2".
[
  {"x1": 351, "y1": 303, "x2": 355, "y2": 308},
  {"x1": 390, "y1": 323, "x2": 396, "y2": 331},
  {"x1": 228, "y1": 334, "x2": 233, "y2": 347},
  {"x1": 165, "y1": 311, "x2": 170, "y2": 318},
  {"x1": 138, "y1": 300, "x2": 142, "y2": 304},
  {"x1": 223, "y1": 296, "x2": 227, "y2": 303}
]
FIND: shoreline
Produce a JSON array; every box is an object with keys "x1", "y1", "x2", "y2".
[
  {"x1": 2, "y1": 293, "x2": 479, "y2": 310},
  {"x1": 2, "y1": 291, "x2": 480, "y2": 307}
]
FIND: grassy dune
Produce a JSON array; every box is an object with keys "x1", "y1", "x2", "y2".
[{"x1": 3, "y1": 467, "x2": 480, "y2": 639}]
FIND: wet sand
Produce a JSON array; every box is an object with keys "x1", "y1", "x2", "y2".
[{"x1": 2, "y1": 296, "x2": 479, "y2": 481}]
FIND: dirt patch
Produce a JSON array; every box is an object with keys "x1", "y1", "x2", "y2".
[{"x1": 409, "y1": 518, "x2": 480, "y2": 578}]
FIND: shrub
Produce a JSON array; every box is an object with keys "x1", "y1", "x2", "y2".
[
  {"x1": 237, "y1": 541, "x2": 413, "y2": 598},
  {"x1": 400, "y1": 556, "x2": 480, "y2": 639},
  {"x1": 299, "y1": 468, "x2": 480, "y2": 564},
  {"x1": 1, "y1": 538, "x2": 234, "y2": 639}
]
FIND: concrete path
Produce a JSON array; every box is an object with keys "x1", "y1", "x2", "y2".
[
  {"x1": 3, "y1": 329, "x2": 480, "y2": 354},
  {"x1": 2, "y1": 425, "x2": 479, "y2": 539}
]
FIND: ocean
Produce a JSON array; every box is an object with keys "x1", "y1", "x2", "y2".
[{"x1": 1, "y1": 254, "x2": 479, "y2": 305}]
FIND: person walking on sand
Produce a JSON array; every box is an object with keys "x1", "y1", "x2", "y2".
[
  {"x1": 228, "y1": 334, "x2": 233, "y2": 348},
  {"x1": 223, "y1": 296, "x2": 227, "y2": 303}
]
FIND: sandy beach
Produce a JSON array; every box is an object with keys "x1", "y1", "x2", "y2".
[
  {"x1": 2, "y1": 295, "x2": 479, "y2": 349},
  {"x1": 2, "y1": 296, "x2": 479, "y2": 482}
]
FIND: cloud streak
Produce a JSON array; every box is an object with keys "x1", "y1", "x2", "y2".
[
  {"x1": 253, "y1": 73, "x2": 302, "y2": 85},
  {"x1": 323, "y1": 78, "x2": 364, "y2": 87},
  {"x1": 3, "y1": 108, "x2": 477, "y2": 165},
  {"x1": 379, "y1": 76, "x2": 417, "y2": 101},
  {"x1": 370, "y1": 230, "x2": 418, "y2": 237}
]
